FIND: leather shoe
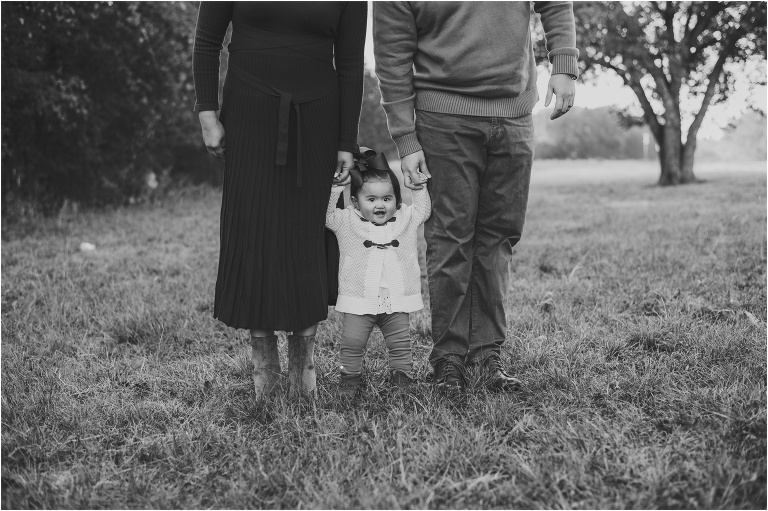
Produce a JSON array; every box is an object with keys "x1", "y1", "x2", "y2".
[
  {"x1": 481, "y1": 353, "x2": 522, "y2": 391},
  {"x1": 432, "y1": 357, "x2": 467, "y2": 395},
  {"x1": 337, "y1": 371, "x2": 363, "y2": 399}
]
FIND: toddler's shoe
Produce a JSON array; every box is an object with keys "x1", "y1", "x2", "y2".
[{"x1": 337, "y1": 371, "x2": 363, "y2": 399}]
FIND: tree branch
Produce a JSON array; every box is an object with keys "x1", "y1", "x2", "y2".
[
  {"x1": 626, "y1": 66, "x2": 663, "y2": 143},
  {"x1": 663, "y1": 2, "x2": 677, "y2": 45},
  {"x1": 649, "y1": 1, "x2": 664, "y2": 16},
  {"x1": 663, "y1": 3, "x2": 684, "y2": 96},
  {"x1": 591, "y1": 59, "x2": 630, "y2": 83},
  {"x1": 686, "y1": 39, "x2": 737, "y2": 143},
  {"x1": 683, "y1": 2, "x2": 696, "y2": 43},
  {"x1": 638, "y1": 53, "x2": 677, "y2": 110},
  {"x1": 686, "y1": 2, "x2": 720, "y2": 48},
  {"x1": 694, "y1": 36, "x2": 723, "y2": 55}
]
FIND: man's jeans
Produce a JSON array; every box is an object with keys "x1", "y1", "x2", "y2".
[{"x1": 416, "y1": 110, "x2": 534, "y2": 366}]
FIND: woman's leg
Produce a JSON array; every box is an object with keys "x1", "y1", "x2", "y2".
[
  {"x1": 294, "y1": 324, "x2": 318, "y2": 336},
  {"x1": 249, "y1": 329, "x2": 280, "y2": 400},
  {"x1": 287, "y1": 323, "x2": 319, "y2": 399}
]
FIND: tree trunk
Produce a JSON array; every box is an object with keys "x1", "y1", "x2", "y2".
[
  {"x1": 657, "y1": 111, "x2": 697, "y2": 186},
  {"x1": 680, "y1": 138, "x2": 698, "y2": 183},
  {"x1": 658, "y1": 118, "x2": 683, "y2": 186},
  {"x1": 658, "y1": 148, "x2": 679, "y2": 186}
]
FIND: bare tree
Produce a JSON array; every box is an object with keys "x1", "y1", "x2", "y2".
[{"x1": 575, "y1": 1, "x2": 766, "y2": 185}]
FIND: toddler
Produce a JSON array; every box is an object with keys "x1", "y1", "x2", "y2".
[{"x1": 326, "y1": 163, "x2": 431, "y2": 397}]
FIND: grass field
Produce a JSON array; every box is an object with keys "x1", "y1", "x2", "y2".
[{"x1": 2, "y1": 160, "x2": 766, "y2": 509}]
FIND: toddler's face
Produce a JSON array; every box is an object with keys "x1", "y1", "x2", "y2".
[{"x1": 353, "y1": 179, "x2": 397, "y2": 224}]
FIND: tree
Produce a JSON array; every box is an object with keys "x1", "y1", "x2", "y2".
[
  {"x1": 697, "y1": 110, "x2": 768, "y2": 162},
  {"x1": 1, "y1": 2, "x2": 203, "y2": 212},
  {"x1": 575, "y1": 2, "x2": 766, "y2": 185},
  {"x1": 534, "y1": 106, "x2": 646, "y2": 159}
]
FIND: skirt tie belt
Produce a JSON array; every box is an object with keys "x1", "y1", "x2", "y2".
[{"x1": 229, "y1": 65, "x2": 338, "y2": 187}]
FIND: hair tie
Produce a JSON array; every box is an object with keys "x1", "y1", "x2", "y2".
[{"x1": 349, "y1": 147, "x2": 402, "y2": 207}]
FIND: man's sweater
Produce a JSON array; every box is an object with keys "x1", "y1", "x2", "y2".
[
  {"x1": 326, "y1": 186, "x2": 431, "y2": 315},
  {"x1": 373, "y1": 1, "x2": 579, "y2": 157}
]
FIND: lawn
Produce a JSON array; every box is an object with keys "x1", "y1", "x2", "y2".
[{"x1": 2, "y1": 159, "x2": 766, "y2": 509}]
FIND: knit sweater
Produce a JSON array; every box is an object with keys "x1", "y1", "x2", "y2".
[
  {"x1": 326, "y1": 186, "x2": 431, "y2": 315},
  {"x1": 192, "y1": 1, "x2": 366, "y2": 154},
  {"x1": 373, "y1": 1, "x2": 579, "y2": 157}
]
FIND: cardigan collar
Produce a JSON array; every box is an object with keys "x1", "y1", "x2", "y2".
[{"x1": 352, "y1": 207, "x2": 398, "y2": 226}]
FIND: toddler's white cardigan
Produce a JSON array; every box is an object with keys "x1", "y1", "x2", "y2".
[{"x1": 326, "y1": 186, "x2": 431, "y2": 315}]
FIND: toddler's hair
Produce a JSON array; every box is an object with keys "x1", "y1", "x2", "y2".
[{"x1": 351, "y1": 168, "x2": 403, "y2": 207}]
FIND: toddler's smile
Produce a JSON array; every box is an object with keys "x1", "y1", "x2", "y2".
[{"x1": 353, "y1": 179, "x2": 397, "y2": 224}]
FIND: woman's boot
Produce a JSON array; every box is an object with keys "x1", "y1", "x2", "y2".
[
  {"x1": 251, "y1": 334, "x2": 281, "y2": 400},
  {"x1": 287, "y1": 334, "x2": 317, "y2": 399}
]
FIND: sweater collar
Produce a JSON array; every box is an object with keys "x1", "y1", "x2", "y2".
[{"x1": 352, "y1": 208, "x2": 397, "y2": 226}]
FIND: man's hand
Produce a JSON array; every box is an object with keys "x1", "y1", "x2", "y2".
[
  {"x1": 400, "y1": 150, "x2": 431, "y2": 190},
  {"x1": 544, "y1": 74, "x2": 576, "y2": 120},
  {"x1": 334, "y1": 151, "x2": 354, "y2": 187}
]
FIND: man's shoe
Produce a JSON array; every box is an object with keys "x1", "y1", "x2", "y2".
[
  {"x1": 481, "y1": 353, "x2": 522, "y2": 391},
  {"x1": 337, "y1": 371, "x2": 363, "y2": 399},
  {"x1": 432, "y1": 357, "x2": 467, "y2": 395}
]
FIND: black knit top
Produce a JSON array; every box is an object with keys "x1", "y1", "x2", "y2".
[{"x1": 193, "y1": 1, "x2": 366, "y2": 153}]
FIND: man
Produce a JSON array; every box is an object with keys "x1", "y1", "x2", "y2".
[{"x1": 373, "y1": 2, "x2": 578, "y2": 394}]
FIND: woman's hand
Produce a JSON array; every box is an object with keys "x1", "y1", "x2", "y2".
[
  {"x1": 199, "y1": 111, "x2": 225, "y2": 160},
  {"x1": 334, "y1": 150, "x2": 354, "y2": 186}
]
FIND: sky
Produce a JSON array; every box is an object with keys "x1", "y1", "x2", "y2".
[{"x1": 363, "y1": 13, "x2": 767, "y2": 141}]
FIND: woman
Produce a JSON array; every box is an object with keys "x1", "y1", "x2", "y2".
[{"x1": 193, "y1": 2, "x2": 366, "y2": 399}]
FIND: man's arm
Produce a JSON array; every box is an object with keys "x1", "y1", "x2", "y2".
[
  {"x1": 373, "y1": 2, "x2": 419, "y2": 158},
  {"x1": 534, "y1": 2, "x2": 579, "y2": 119},
  {"x1": 373, "y1": 2, "x2": 431, "y2": 189}
]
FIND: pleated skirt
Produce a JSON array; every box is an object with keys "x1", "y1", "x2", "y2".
[{"x1": 214, "y1": 73, "x2": 338, "y2": 331}]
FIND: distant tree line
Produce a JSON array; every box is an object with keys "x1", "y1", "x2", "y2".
[
  {"x1": 2, "y1": 1, "x2": 207, "y2": 213},
  {"x1": 533, "y1": 107, "x2": 647, "y2": 160},
  {"x1": 696, "y1": 111, "x2": 767, "y2": 162}
]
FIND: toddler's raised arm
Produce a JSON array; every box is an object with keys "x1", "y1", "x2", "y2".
[
  {"x1": 410, "y1": 186, "x2": 432, "y2": 225},
  {"x1": 326, "y1": 187, "x2": 347, "y2": 232}
]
